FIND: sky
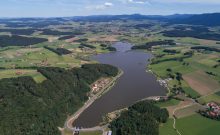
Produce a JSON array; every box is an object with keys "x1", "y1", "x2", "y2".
[{"x1": 0, "y1": 0, "x2": 220, "y2": 17}]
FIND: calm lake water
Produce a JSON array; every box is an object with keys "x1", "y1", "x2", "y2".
[{"x1": 74, "y1": 42, "x2": 166, "y2": 127}]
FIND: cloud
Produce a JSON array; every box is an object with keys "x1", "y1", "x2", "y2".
[
  {"x1": 149, "y1": 0, "x2": 220, "y2": 4},
  {"x1": 127, "y1": 0, "x2": 149, "y2": 4},
  {"x1": 117, "y1": 0, "x2": 150, "y2": 4},
  {"x1": 86, "y1": 2, "x2": 113, "y2": 10},
  {"x1": 117, "y1": 0, "x2": 220, "y2": 4},
  {"x1": 105, "y1": 2, "x2": 113, "y2": 7}
]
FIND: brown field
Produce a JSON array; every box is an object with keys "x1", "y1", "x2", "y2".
[
  {"x1": 166, "y1": 100, "x2": 193, "y2": 118},
  {"x1": 198, "y1": 39, "x2": 217, "y2": 45},
  {"x1": 48, "y1": 36, "x2": 58, "y2": 42},
  {"x1": 183, "y1": 71, "x2": 220, "y2": 95},
  {"x1": 175, "y1": 104, "x2": 203, "y2": 118},
  {"x1": 66, "y1": 37, "x2": 80, "y2": 42},
  {"x1": 88, "y1": 35, "x2": 119, "y2": 42},
  {"x1": 1, "y1": 48, "x2": 43, "y2": 58}
]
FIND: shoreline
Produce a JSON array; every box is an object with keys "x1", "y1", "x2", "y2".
[
  {"x1": 62, "y1": 44, "x2": 168, "y2": 134},
  {"x1": 62, "y1": 68, "x2": 124, "y2": 132}
]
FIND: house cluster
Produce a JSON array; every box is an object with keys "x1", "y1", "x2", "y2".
[
  {"x1": 158, "y1": 78, "x2": 172, "y2": 88},
  {"x1": 206, "y1": 102, "x2": 220, "y2": 118},
  {"x1": 91, "y1": 78, "x2": 111, "y2": 94}
]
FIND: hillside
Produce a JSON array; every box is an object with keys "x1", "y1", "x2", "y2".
[{"x1": 0, "y1": 64, "x2": 118, "y2": 135}]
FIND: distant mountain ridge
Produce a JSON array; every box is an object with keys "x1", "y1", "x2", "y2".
[
  {"x1": 1, "y1": 13, "x2": 220, "y2": 27},
  {"x1": 168, "y1": 13, "x2": 220, "y2": 26},
  {"x1": 71, "y1": 13, "x2": 220, "y2": 26}
]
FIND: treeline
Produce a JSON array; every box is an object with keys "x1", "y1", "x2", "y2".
[
  {"x1": 163, "y1": 49, "x2": 179, "y2": 54},
  {"x1": 162, "y1": 29, "x2": 220, "y2": 41},
  {"x1": 106, "y1": 46, "x2": 117, "y2": 51},
  {"x1": 191, "y1": 46, "x2": 220, "y2": 52},
  {"x1": 2, "y1": 20, "x2": 63, "y2": 28},
  {"x1": 100, "y1": 44, "x2": 117, "y2": 51},
  {"x1": 0, "y1": 64, "x2": 118, "y2": 135},
  {"x1": 0, "y1": 28, "x2": 36, "y2": 35},
  {"x1": 41, "y1": 29, "x2": 82, "y2": 36},
  {"x1": 75, "y1": 38, "x2": 88, "y2": 42},
  {"x1": 110, "y1": 100, "x2": 169, "y2": 135},
  {"x1": 44, "y1": 46, "x2": 72, "y2": 55},
  {"x1": 151, "y1": 55, "x2": 192, "y2": 64},
  {"x1": 80, "y1": 43, "x2": 96, "y2": 49},
  {"x1": 131, "y1": 40, "x2": 176, "y2": 50},
  {"x1": 0, "y1": 35, "x2": 48, "y2": 47}
]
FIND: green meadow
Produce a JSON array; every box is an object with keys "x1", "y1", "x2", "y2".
[
  {"x1": 156, "y1": 99, "x2": 180, "y2": 108},
  {"x1": 176, "y1": 114, "x2": 220, "y2": 135}
]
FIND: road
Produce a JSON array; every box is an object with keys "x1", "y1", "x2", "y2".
[{"x1": 63, "y1": 70, "x2": 123, "y2": 134}]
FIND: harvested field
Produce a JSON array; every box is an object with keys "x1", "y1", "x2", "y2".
[
  {"x1": 66, "y1": 37, "x2": 80, "y2": 42},
  {"x1": 88, "y1": 35, "x2": 119, "y2": 42},
  {"x1": 175, "y1": 104, "x2": 203, "y2": 118},
  {"x1": 198, "y1": 91, "x2": 220, "y2": 104},
  {"x1": 183, "y1": 70, "x2": 220, "y2": 95},
  {"x1": 166, "y1": 99, "x2": 194, "y2": 118}
]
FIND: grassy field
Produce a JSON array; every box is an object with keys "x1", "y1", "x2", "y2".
[
  {"x1": 159, "y1": 119, "x2": 177, "y2": 135},
  {"x1": 0, "y1": 69, "x2": 46, "y2": 83},
  {"x1": 198, "y1": 91, "x2": 220, "y2": 104},
  {"x1": 79, "y1": 131, "x2": 102, "y2": 135},
  {"x1": 149, "y1": 45, "x2": 220, "y2": 98},
  {"x1": 176, "y1": 114, "x2": 220, "y2": 135},
  {"x1": 156, "y1": 99, "x2": 180, "y2": 108}
]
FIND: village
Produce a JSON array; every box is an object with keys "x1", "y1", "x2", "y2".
[
  {"x1": 200, "y1": 102, "x2": 220, "y2": 120},
  {"x1": 91, "y1": 78, "x2": 112, "y2": 95}
]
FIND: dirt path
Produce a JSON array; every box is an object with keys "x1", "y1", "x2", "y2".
[
  {"x1": 172, "y1": 103, "x2": 195, "y2": 135},
  {"x1": 171, "y1": 96, "x2": 205, "y2": 135}
]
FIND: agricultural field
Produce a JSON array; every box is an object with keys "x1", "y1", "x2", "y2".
[
  {"x1": 150, "y1": 37, "x2": 220, "y2": 135},
  {"x1": 0, "y1": 69, "x2": 46, "y2": 83},
  {"x1": 0, "y1": 15, "x2": 220, "y2": 135},
  {"x1": 198, "y1": 91, "x2": 220, "y2": 104},
  {"x1": 159, "y1": 119, "x2": 177, "y2": 135},
  {"x1": 176, "y1": 114, "x2": 220, "y2": 135},
  {"x1": 183, "y1": 70, "x2": 220, "y2": 95},
  {"x1": 0, "y1": 22, "x2": 121, "y2": 81},
  {"x1": 149, "y1": 44, "x2": 220, "y2": 98},
  {"x1": 156, "y1": 99, "x2": 180, "y2": 108},
  {"x1": 174, "y1": 104, "x2": 203, "y2": 118},
  {"x1": 79, "y1": 131, "x2": 102, "y2": 135}
]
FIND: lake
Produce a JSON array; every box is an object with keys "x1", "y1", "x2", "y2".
[{"x1": 74, "y1": 42, "x2": 166, "y2": 128}]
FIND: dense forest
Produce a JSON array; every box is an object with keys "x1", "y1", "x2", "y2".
[
  {"x1": 41, "y1": 29, "x2": 82, "y2": 36},
  {"x1": 0, "y1": 29, "x2": 36, "y2": 35},
  {"x1": 0, "y1": 64, "x2": 118, "y2": 135},
  {"x1": 44, "y1": 46, "x2": 72, "y2": 55},
  {"x1": 131, "y1": 40, "x2": 176, "y2": 50},
  {"x1": 162, "y1": 27, "x2": 220, "y2": 41},
  {"x1": 0, "y1": 35, "x2": 48, "y2": 47},
  {"x1": 80, "y1": 43, "x2": 96, "y2": 49},
  {"x1": 169, "y1": 13, "x2": 220, "y2": 27},
  {"x1": 191, "y1": 46, "x2": 220, "y2": 52},
  {"x1": 0, "y1": 20, "x2": 64, "y2": 28},
  {"x1": 110, "y1": 101, "x2": 169, "y2": 135}
]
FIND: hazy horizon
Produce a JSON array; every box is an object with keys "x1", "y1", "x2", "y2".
[{"x1": 1, "y1": 0, "x2": 220, "y2": 17}]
